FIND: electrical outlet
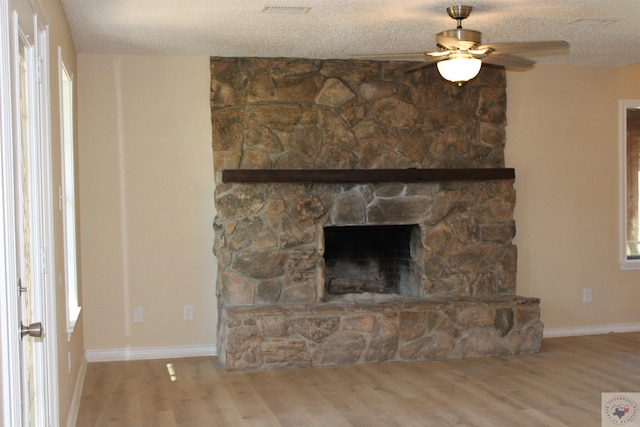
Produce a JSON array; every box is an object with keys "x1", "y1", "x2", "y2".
[
  {"x1": 583, "y1": 288, "x2": 592, "y2": 303},
  {"x1": 133, "y1": 306, "x2": 144, "y2": 323},
  {"x1": 184, "y1": 305, "x2": 194, "y2": 321}
]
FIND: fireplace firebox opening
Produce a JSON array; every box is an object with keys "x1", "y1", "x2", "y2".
[{"x1": 323, "y1": 224, "x2": 420, "y2": 298}]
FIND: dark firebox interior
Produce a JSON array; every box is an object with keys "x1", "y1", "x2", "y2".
[{"x1": 323, "y1": 225, "x2": 416, "y2": 295}]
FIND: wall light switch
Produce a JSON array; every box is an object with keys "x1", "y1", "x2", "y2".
[
  {"x1": 583, "y1": 288, "x2": 592, "y2": 303},
  {"x1": 184, "y1": 305, "x2": 194, "y2": 321}
]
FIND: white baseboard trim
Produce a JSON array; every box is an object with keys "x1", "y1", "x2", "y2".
[
  {"x1": 543, "y1": 322, "x2": 640, "y2": 338},
  {"x1": 65, "y1": 357, "x2": 87, "y2": 427},
  {"x1": 85, "y1": 344, "x2": 217, "y2": 363}
]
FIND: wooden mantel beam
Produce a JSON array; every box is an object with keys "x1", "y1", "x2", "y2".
[{"x1": 221, "y1": 168, "x2": 515, "y2": 183}]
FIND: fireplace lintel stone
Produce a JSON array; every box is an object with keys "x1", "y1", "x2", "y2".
[{"x1": 221, "y1": 168, "x2": 515, "y2": 183}]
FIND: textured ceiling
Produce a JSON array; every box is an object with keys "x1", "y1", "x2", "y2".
[{"x1": 60, "y1": 0, "x2": 640, "y2": 67}]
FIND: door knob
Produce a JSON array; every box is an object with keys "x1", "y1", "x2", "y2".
[{"x1": 20, "y1": 321, "x2": 43, "y2": 339}]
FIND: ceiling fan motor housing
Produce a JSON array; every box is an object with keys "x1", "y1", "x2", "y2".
[{"x1": 437, "y1": 28, "x2": 482, "y2": 49}]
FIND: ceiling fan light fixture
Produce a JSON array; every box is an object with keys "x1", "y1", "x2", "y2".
[{"x1": 436, "y1": 53, "x2": 482, "y2": 85}]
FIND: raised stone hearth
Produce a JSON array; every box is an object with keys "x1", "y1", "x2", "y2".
[
  {"x1": 211, "y1": 57, "x2": 543, "y2": 370},
  {"x1": 221, "y1": 295, "x2": 540, "y2": 370}
]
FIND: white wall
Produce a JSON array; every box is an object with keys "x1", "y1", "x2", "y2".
[
  {"x1": 77, "y1": 55, "x2": 217, "y2": 352},
  {"x1": 506, "y1": 64, "x2": 640, "y2": 331}
]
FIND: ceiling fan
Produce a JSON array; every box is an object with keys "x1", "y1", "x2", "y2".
[{"x1": 356, "y1": 5, "x2": 569, "y2": 86}]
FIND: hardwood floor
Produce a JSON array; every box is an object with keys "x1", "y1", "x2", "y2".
[{"x1": 76, "y1": 332, "x2": 640, "y2": 426}]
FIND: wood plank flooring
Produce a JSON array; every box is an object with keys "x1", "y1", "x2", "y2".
[{"x1": 76, "y1": 332, "x2": 640, "y2": 426}]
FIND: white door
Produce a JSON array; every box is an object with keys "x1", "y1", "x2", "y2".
[{"x1": 0, "y1": 0, "x2": 58, "y2": 425}]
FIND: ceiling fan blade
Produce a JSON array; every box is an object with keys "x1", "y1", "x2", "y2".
[
  {"x1": 478, "y1": 40, "x2": 569, "y2": 56},
  {"x1": 482, "y1": 54, "x2": 535, "y2": 69},
  {"x1": 426, "y1": 50, "x2": 451, "y2": 57},
  {"x1": 468, "y1": 48, "x2": 491, "y2": 60},
  {"x1": 405, "y1": 55, "x2": 448, "y2": 72}
]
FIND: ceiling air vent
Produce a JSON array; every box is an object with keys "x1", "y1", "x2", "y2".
[
  {"x1": 569, "y1": 18, "x2": 617, "y2": 26},
  {"x1": 260, "y1": 5, "x2": 311, "y2": 14}
]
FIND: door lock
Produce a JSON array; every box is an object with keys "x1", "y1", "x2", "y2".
[{"x1": 20, "y1": 322, "x2": 43, "y2": 339}]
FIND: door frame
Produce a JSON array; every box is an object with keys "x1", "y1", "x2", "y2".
[{"x1": 0, "y1": 0, "x2": 59, "y2": 425}]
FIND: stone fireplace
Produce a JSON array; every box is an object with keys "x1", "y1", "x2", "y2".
[{"x1": 211, "y1": 57, "x2": 543, "y2": 371}]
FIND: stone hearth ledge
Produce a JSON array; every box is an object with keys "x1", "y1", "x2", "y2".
[{"x1": 218, "y1": 295, "x2": 542, "y2": 371}]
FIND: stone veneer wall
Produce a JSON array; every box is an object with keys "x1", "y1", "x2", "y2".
[{"x1": 211, "y1": 57, "x2": 543, "y2": 370}]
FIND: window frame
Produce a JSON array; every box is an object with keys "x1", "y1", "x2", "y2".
[
  {"x1": 58, "y1": 47, "x2": 81, "y2": 338},
  {"x1": 619, "y1": 99, "x2": 640, "y2": 270}
]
